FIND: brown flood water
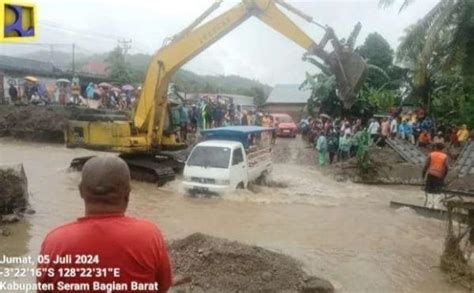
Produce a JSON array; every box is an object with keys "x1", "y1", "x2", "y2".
[{"x1": 0, "y1": 137, "x2": 466, "y2": 292}]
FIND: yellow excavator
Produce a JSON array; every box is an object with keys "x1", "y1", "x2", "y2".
[{"x1": 66, "y1": 0, "x2": 367, "y2": 185}]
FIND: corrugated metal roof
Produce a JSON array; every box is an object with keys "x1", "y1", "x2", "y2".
[
  {"x1": 0, "y1": 55, "x2": 59, "y2": 76},
  {"x1": 265, "y1": 84, "x2": 311, "y2": 104}
]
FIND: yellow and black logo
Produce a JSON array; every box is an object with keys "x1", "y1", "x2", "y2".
[{"x1": 0, "y1": 0, "x2": 37, "y2": 42}]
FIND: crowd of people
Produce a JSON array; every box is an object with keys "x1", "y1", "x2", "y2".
[
  {"x1": 168, "y1": 96, "x2": 277, "y2": 143},
  {"x1": 5, "y1": 77, "x2": 283, "y2": 133},
  {"x1": 5, "y1": 77, "x2": 139, "y2": 110},
  {"x1": 81, "y1": 82, "x2": 138, "y2": 110},
  {"x1": 365, "y1": 112, "x2": 471, "y2": 150},
  {"x1": 300, "y1": 116, "x2": 368, "y2": 166},
  {"x1": 302, "y1": 108, "x2": 472, "y2": 167}
]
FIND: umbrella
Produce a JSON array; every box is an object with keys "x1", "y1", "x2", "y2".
[
  {"x1": 24, "y1": 76, "x2": 38, "y2": 82},
  {"x1": 320, "y1": 113, "x2": 331, "y2": 120},
  {"x1": 98, "y1": 82, "x2": 112, "y2": 88},
  {"x1": 56, "y1": 78, "x2": 70, "y2": 84},
  {"x1": 111, "y1": 87, "x2": 121, "y2": 93},
  {"x1": 122, "y1": 84, "x2": 134, "y2": 91}
]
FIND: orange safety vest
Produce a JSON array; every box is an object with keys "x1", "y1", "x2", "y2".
[{"x1": 428, "y1": 151, "x2": 448, "y2": 178}]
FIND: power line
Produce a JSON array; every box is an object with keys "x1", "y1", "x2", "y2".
[
  {"x1": 40, "y1": 21, "x2": 151, "y2": 53},
  {"x1": 41, "y1": 21, "x2": 130, "y2": 41},
  {"x1": 1, "y1": 22, "x2": 150, "y2": 55},
  {"x1": 41, "y1": 24, "x2": 118, "y2": 42},
  {"x1": 118, "y1": 39, "x2": 132, "y2": 55}
]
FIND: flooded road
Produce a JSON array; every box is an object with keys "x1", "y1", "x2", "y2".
[{"x1": 0, "y1": 137, "x2": 463, "y2": 292}]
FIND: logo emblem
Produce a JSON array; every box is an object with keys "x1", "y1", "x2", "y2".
[{"x1": 1, "y1": 1, "x2": 37, "y2": 41}]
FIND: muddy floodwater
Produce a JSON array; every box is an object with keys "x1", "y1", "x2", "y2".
[{"x1": 0, "y1": 137, "x2": 465, "y2": 292}]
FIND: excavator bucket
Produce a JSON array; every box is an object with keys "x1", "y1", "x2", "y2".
[
  {"x1": 307, "y1": 24, "x2": 368, "y2": 109},
  {"x1": 327, "y1": 49, "x2": 367, "y2": 109}
]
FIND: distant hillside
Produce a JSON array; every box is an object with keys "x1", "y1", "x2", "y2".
[
  {"x1": 22, "y1": 50, "x2": 90, "y2": 70},
  {"x1": 123, "y1": 53, "x2": 272, "y2": 104},
  {"x1": 172, "y1": 70, "x2": 271, "y2": 105},
  {"x1": 20, "y1": 50, "x2": 271, "y2": 105}
]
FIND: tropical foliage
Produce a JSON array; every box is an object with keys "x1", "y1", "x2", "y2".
[
  {"x1": 300, "y1": 73, "x2": 341, "y2": 118},
  {"x1": 302, "y1": 0, "x2": 474, "y2": 128},
  {"x1": 380, "y1": 0, "x2": 474, "y2": 127},
  {"x1": 301, "y1": 32, "x2": 400, "y2": 120},
  {"x1": 105, "y1": 46, "x2": 134, "y2": 84}
]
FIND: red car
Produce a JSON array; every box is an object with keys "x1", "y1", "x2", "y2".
[{"x1": 270, "y1": 113, "x2": 297, "y2": 138}]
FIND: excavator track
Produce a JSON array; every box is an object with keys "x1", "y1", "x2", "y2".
[
  {"x1": 120, "y1": 154, "x2": 184, "y2": 186},
  {"x1": 69, "y1": 154, "x2": 185, "y2": 187}
]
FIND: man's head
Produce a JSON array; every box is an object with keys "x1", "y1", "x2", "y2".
[{"x1": 79, "y1": 156, "x2": 131, "y2": 215}]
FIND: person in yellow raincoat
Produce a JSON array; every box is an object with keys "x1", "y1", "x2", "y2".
[{"x1": 457, "y1": 124, "x2": 470, "y2": 145}]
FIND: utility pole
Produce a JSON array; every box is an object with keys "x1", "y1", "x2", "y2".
[
  {"x1": 72, "y1": 43, "x2": 76, "y2": 76},
  {"x1": 49, "y1": 44, "x2": 54, "y2": 65},
  {"x1": 118, "y1": 39, "x2": 132, "y2": 55}
]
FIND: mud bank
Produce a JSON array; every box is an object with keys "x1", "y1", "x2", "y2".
[
  {"x1": 332, "y1": 147, "x2": 424, "y2": 185},
  {"x1": 170, "y1": 233, "x2": 334, "y2": 293},
  {"x1": 0, "y1": 105, "x2": 128, "y2": 143},
  {"x1": 0, "y1": 105, "x2": 69, "y2": 143},
  {"x1": 0, "y1": 164, "x2": 28, "y2": 215},
  {"x1": 0, "y1": 164, "x2": 32, "y2": 237}
]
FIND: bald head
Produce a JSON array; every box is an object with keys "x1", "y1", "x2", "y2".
[{"x1": 79, "y1": 156, "x2": 131, "y2": 213}]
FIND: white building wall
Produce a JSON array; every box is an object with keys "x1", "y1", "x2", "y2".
[{"x1": 3, "y1": 73, "x2": 57, "y2": 103}]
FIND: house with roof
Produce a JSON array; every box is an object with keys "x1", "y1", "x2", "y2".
[
  {"x1": 80, "y1": 61, "x2": 108, "y2": 77},
  {"x1": 264, "y1": 84, "x2": 311, "y2": 121}
]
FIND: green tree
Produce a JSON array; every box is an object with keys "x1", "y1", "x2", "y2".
[
  {"x1": 302, "y1": 30, "x2": 401, "y2": 119},
  {"x1": 357, "y1": 32, "x2": 394, "y2": 69},
  {"x1": 242, "y1": 86, "x2": 267, "y2": 106},
  {"x1": 300, "y1": 71, "x2": 399, "y2": 120},
  {"x1": 380, "y1": 0, "x2": 474, "y2": 104},
  {"x1": 300, "y1": 73, "x2": 342, "y2": 118},
  {"x1": 105, "y1": 46, "x2": 133, "y2": 84},
  {"x1": 356, "y1": 32, "x2": 403, "y2": 90},
  {"x1": 203, "y1": 82, "x2": 215, "y2": 93},
  {"x1": 363, "y1": 87, "x2": 398, "y2": 113}
]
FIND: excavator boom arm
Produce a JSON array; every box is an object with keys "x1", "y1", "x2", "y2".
[
  {"x1": 134, "y1": 0, "x2": 334, "y2": 145},
  {"x1": 66, "y1": 0, "x2": 366, "y2": 186}
]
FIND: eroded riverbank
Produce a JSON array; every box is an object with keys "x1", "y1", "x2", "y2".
[{"x1": 0, "y1": 137, "x2": 463, "y2": 292}]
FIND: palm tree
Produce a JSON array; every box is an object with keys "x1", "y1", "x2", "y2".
[{"x1": 380, "y1": 0, "x2": 474, "y2": 104}]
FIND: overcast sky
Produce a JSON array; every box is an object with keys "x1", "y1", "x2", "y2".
[{"x1": 1, "y1": 0, "x2": 438, "y2": 85}]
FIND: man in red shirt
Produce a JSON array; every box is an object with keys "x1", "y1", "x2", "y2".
[{"x1": 37, "y1": 156, "x2": 172, "y2": 292}]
